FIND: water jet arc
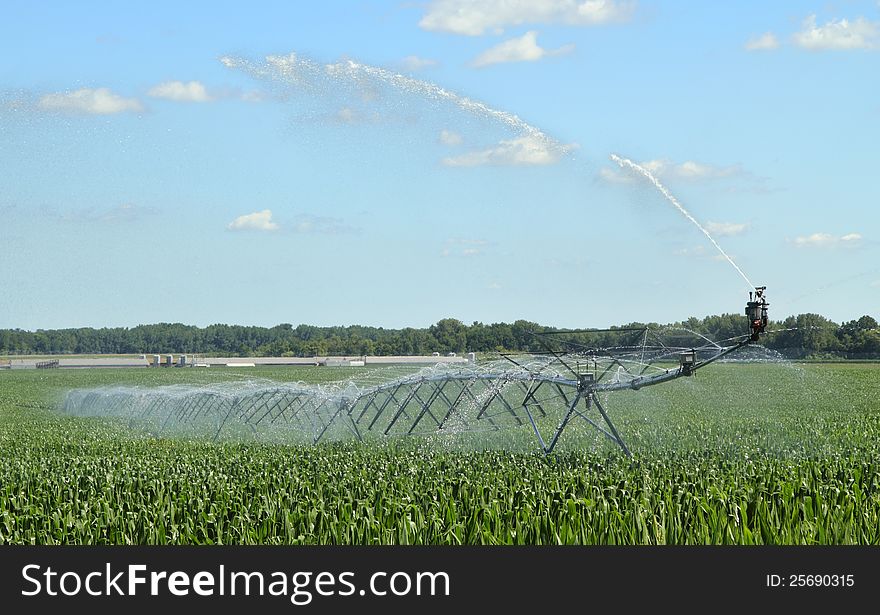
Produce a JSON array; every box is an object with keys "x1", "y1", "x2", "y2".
[{"x1": 610, "y1": 153, "x2": 755, "y2": 292}]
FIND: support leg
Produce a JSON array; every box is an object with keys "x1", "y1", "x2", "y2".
[
  {"x1": 590, "y1": 392, "x2": 632, "y2": 458},
  {"x1": 544, "y1": 391, "x2": 583, "y2": 455}
]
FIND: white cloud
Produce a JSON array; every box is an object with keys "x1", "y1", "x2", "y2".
[
  {"x1": 488, "y1": 281, "x2": 503, "y2": 290},
  {"x1": 227, "y1": 209, "x2": 279, "y2": 232},
  {"x1": 791, "y1": 232, "x2": 862, "y2": 247},
  {"x1": 471, "y1": 31, "x2": 574, "y2": 67},
  {"x1": 419, "y1": 0, "x2": 635, "y2": 35},
  {"x1": 601, "y1": 158, "x2": 742, "y2": 182},
  {"x1": 442, "y1": 135, "x2": 578, "y2": 167},
  {"x1": 148, "y1": 80, "x2": 212, "y2": 102},
  {"x1": 439, "y1": 129, "x2": 463, "y2": 146},
  {"x1": 705, "y1": 221, "x2": 749, "y2": 237},
  {"x1": 399, "y1": 55, "x2": 438, "y2": 71},
  {"x1": 674, "y1": 160, "x2": 741, "y2": 179},
  {"x1": 793, "y1": 14, "x2": 879, "y2": 50},
  {"x1": 38, "y1": 88, "x2": 143, "y2": 115},
  {"x1": 745, "y1": 32, "x2": 779, "y2": 51}
]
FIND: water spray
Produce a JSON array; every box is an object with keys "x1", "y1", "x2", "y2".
[
  {"x1": 220, "y1": 51, "x2": 572, "y2": 158},
  {"x1": 610, "y1": 154, "x2": 755, "y2": 292},
  {"x1": 63, "y1": 317, "x2": 775, "y2": 457}
]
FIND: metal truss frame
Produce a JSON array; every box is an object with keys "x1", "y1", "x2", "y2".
[{"x1": 63, "y1": 328, "x2": 757, "y2": 456}]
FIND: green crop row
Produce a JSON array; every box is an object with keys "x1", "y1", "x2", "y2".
[{"x1": 1, "y1": 363, "x2": 878, "y2": 544}]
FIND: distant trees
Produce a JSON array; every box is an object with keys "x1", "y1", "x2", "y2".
[
  {"x1": 766, "y1": 314, "x2": 838, "y2": 357},
  {"x1": 429, "y1": 319, "x2": 468, "y2": 354},
  {"x1": 0, "y1": 312, "x2": 878, "y2": 358},
  {"x1": 836, "y1": 316, "x2": 880, "y2": 357}
]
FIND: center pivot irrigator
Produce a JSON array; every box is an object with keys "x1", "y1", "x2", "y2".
[{"x1": 64, "y1": 289, "x2": 770, "y2": 457}]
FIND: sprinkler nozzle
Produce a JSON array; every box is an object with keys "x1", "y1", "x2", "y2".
[{"x1": 745, "y1": 286, "x2": 769, "y2": 341}]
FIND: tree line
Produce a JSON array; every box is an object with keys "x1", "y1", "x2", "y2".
[{"x1": 1, "y1": 314, "x2": 878, "y2": 359}]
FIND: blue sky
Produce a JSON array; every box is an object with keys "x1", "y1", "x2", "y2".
[{"x1": 1, "y1": 1, "x2": 878, "y2": 330}]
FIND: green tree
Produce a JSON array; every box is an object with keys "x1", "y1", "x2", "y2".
[{"x1": 429, "y1": 319, "x2": 468, "y2": 353}]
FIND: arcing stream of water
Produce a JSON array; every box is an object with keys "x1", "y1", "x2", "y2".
[
  {"x1": 219, "y1": 52, "x2": 573, "y2": 158},
  {"x1": 610, "y1": 154, "x2": 756, "y2": 292}
]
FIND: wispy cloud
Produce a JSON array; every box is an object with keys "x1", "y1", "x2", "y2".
[
  {"x1": 745, "y1": 32, "x2": 779, "y2": 51},
  {"x1": 793, "y1": 14, "x2": 879, "y2": 50},
  {"x1": 327, "y1": 107, "x2": 384, "y2": 125},
  {"x1": 148, "y1": 80, "x2": 213, "y2": 102},
  {"x1": 399, "y1": 55, "x2": 439, "y2": 71},
  {"x1": 670, "y1": 160, "x2": 742, "y2": 179},
  {"x1": 227, "y1": 209, "x2": 279, "y2": 232},
  {"x1": 600, "y1": 158, "x2": 743, "y2": 183},
  {"x1": 336, "y1": 107, "x2": 358, "y2": 123},
  {"x1": 705, "y1": 221, "x2": 749, "y2": 237},
  {"x1": 442, "y1": 135, "x2": 577, "y2": 167},
  {"x1": 239, "y1": 90, "x2": 267, "y2": 103},
  {"x1": 471, "y1": 31, "x2": 574, "y2": 67},
  {"x1": 791, "y1": 232, "x2": 863, "y2": 248},
  {"x1": 439, "y1": 129, "x2": 463, "y2": 146},
  {"x1": 598, "y1": 167, "x2": 630, "y2": 183},
  {"x1": 674, "y1": 245, "x2": 707, "y2": 257},
  {"x1": 38, "y1": 88, "x2": 143, "y2": 115},
  {"x1": 419, "y1": 0, "x2": 635, "y2": 36}
]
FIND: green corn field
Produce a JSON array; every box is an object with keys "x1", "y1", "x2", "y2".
[{"x1": 1, "y1": 363, "x2": 878, "y2": 544}]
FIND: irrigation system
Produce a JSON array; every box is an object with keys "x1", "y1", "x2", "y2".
[{"x1": 64, "y1": 288, "x2": 770, "y2": 456}]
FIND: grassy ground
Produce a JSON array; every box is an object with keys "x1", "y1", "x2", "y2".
[{"x1": 1, "y1": 363, "x2": 878, "y2": 544}]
